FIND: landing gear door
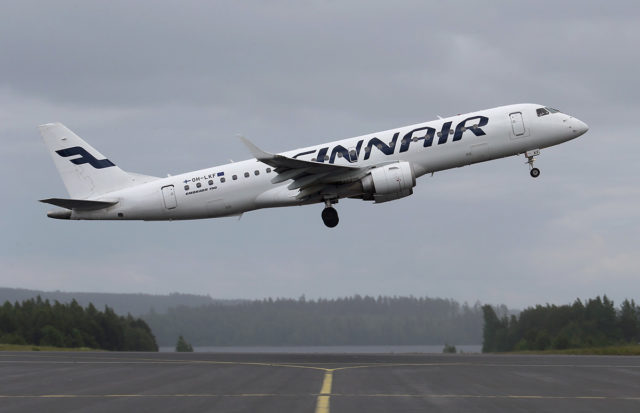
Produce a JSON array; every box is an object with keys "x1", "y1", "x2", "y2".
[
  {"x1": 509, "y1": 112, "x2": 528, "y2": 138},
  {"x1": 161, "y1": 185, "x2": 177, "y2": 209}
]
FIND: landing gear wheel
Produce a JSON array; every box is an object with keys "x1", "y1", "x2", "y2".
[
  {"x1": 525, "y1": 149, "x2": 541, "y2": 178},
  {"x1": 321, "y1": 207, "x2": 339, "y2": 228}
]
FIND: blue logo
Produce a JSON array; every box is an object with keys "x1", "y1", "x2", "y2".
[
  {"x1": 56, "y1": 147, "x2": 115, "y2": 169},
  {"x1": 306, "y1": 115, "x2": 490, "y2": 164}
]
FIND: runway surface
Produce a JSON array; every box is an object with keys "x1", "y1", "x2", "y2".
[{"x1": 1, "y1": 352, "x2": 639, "y2": 412}]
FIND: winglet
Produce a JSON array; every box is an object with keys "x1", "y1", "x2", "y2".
[{"x1": 237, "y1": 135, "x2": 273, "y2": 161}]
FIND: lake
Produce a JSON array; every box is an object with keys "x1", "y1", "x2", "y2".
[{"x1": 159, "y1": 344, "x2": 482, "y2": 353}]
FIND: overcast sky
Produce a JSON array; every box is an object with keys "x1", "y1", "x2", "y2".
[{"x1": 1, "y1": 1, "x2": 638, "y2": 308}]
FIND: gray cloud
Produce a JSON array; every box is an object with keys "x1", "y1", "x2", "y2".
[{"x1": 1, "y1": 0, "x2": 638, "y2": 308}]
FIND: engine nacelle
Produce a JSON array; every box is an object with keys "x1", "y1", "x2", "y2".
[{"x1": 360, "y1": 161, "x2": 416, "y2": 203}]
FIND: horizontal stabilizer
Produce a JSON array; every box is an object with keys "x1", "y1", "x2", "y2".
[{"x1": 39, "y1": 198, "x2": 118, "y2": 210}]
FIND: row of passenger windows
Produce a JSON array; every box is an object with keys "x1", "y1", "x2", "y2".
[{"x1": 183, "y1": 168, "x2": 272, "y2": 190}]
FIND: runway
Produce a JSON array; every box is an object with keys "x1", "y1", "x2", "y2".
[{"x1": 1, "y1": 352, "x2": 639, "y2": 412}]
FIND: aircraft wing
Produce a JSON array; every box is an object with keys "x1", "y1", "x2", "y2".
[{"x1": 239, "y1": 136, "x2": 371, "y2": 200}]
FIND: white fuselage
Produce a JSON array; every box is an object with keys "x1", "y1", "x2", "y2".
[{"x1": 68, "y1": 103, "x2": 588, "y2": 221}]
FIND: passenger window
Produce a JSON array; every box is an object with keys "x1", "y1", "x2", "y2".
[
  {"x1": 220, "y1": 177, "x2": 226, "y2": 183},
  {"x1": 232, "y1": 175, "x2": 237, "y2": 180},
  {"x1": 196, "y1": 182, "x2": 201, "y2": 188},
  {"x1": 254, "y1": 170, "x2": 259, "y2": 176},
  {"x1": 244, "y1": 172, "x2": 250, "y2": 178},
  {"x1": 208, "y1": 180, "x2": 214, "y2": 185},
  {"x1": 184, "y1": 185, "x2": 189, "y2": 190},
  {"x1": 266, "y1": 168, "x2": 272, "y2": 173},
  {"x1": 537, "y1": 108, "x2": 549, "y2": 117}
]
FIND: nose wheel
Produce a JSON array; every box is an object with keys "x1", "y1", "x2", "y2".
[
  {"x1": 525, "y1": 149, "x2": 541, "y2": 178},
  {"x1": 321, "y1": 199, "x2": 339, "y2": 228}
]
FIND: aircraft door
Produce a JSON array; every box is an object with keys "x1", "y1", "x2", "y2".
[
  {"x1": 509, "y1": 112, "x2": 526, "y2": 137},
  {"x1": 468, "y1": 142, "x2": 490, "y2": 163},
  {"x1": 161, "y1": 185, "x2": 177, "y2": 209}
]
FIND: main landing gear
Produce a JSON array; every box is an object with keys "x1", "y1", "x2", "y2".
[
  {"x1": 525, "y1": 149, "x2": 541, "y2": 178},
  {"x1": 321, "y1": 199, "x2": 339, "y2": 228}
]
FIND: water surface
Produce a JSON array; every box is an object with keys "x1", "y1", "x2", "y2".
[{"x1": 159, "y1": 344, "x2": 482, "y2": 353}]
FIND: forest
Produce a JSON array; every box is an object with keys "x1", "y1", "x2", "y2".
[
  {"x1": 0, "y1": 297, "x2": 158, "y2": 351},
  {"x1": 482, "y1": 296, "x2": 640, "y2": 352},
  {"x1": 143, "y1": 295, "x2": 483, "y2": 346}
]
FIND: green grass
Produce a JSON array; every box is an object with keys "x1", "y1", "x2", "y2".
[
  {"x1": 0, "y1": 343, "x2": 99, "y2": 352},
  {"x1": 512, "y1": 344, "x2": 640, "y2": 356}
]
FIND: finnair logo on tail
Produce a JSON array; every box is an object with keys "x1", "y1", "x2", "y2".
[{"x1": 56, "y1": 147, "x2": 115, "y2": 169}]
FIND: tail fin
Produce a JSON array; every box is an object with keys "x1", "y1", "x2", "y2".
[{"x1": 39, "y1": 123, "x2": 135, "y2": 199}]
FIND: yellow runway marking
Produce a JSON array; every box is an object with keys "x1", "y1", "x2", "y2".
[
  {"x1": 0, "y1": 393, "x2": 298, "y2": 398},
  {"x1": 2, "y1": 357, "x2": 639, "y2": 370},
  {"x1": 315, "y1": 370, "x2": 333, "y2": 413},
  {"x1": 330, "y1": 393, "x2": 640, "y2": 400},
  {"x1": 0, "y1": 393, "x2": 638, "y2": 401},
  {"x1": 0, "y1": 359, "x2": 329, "y2": 371}
]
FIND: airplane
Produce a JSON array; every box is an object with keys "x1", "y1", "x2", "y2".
[{"x1": 39, "y1": 103, "x2": 588, "y2": 228}]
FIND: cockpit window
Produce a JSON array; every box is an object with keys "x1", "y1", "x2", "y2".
[
  {"x1": 537, "y1": 106, "x2": 562, "y2": 117},
  {"x1": 536, "y1": 107, "x2": 549, "y2": 117}
]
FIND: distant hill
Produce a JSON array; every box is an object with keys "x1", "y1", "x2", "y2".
[
  {"x1": 144, "y1": 295, "x2": 487, "y2": 346},
  {"x1": 0, "y1": 287, "x2": 242, "y2": 316}
]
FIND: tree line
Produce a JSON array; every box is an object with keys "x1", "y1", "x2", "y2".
[
  {"x1": 482, "y1": 296, "x2": 640, "y2": 352},
  {"x1": 0, "y1": 297, "x2": 158, "y2": 351},
  {"x1": 144, "y1": 295, "x2": 483, "y2": 346}
]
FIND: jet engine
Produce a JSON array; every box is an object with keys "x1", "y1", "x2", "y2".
[{"x1": 360, "y1": 162, "x2": 416, "y2": 203}]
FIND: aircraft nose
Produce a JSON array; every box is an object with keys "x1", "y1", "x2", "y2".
[{"x1": 572, "y1": 118, "x2": 589, "y2": 136}]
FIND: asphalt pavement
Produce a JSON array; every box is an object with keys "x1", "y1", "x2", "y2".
[{"x1": 1, "y1": 352, "x2": 639, "y2": 412}]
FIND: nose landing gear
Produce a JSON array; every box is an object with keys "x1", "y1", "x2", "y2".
[
  {"x1": 321, "y1": 199, "x2": 339, "y2": 228},
  {"x1": 525, "y1": 149, "x2": 541, "y2": 178}
]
